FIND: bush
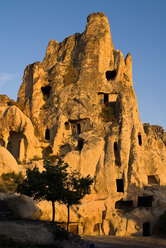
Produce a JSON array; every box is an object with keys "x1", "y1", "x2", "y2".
[
  {"x1": 100, "y1": 105, "x2": 116, "y2": 122},
  {"x1": 0, "y1": 172, "x2": 24, "y2": 193}
]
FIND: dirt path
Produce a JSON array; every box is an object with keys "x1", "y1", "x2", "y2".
[{"x1": 82, "y1": 235, "x2": 166, "y2": 248}]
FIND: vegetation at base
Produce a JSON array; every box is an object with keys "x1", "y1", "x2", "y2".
[
  {"x1": 100, "y1": 105, "x2": 116, "y2": 122},
  {"x1": 0, "y1": 234, "x2": 59, "y2": 248},
  {"x1": 17, "y1": 159, "x2": 93, "y2": 231},
  {"x1": 31, "y1": 155, "x2": 42, "y2": 161},
  {"x1": 0, "y1": 172, "x2": 24, "y2": 193},
  {"x1": 63, "y1": 64, "x2": 78, "y2": 86}
]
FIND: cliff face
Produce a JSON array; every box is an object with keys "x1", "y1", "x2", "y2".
[{"x1": 1, "y1": 12, "x2": 166, "y2": 236}]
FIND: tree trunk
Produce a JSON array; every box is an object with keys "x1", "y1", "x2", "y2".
[
  {"x1": 67, "y1": 204, "x2": 70, "y2": 232},
  {"x1": 52, "y1": 201, "x2": 55, "y2": 223}
]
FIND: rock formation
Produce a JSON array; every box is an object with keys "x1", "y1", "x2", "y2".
[{"x1": 0, "y1": 12, "x2": 166, "y2": 236}]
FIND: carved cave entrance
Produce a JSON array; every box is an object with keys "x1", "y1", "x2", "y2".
[
  {"x1": 77, "y1": 124, "x2": 81, "y2": 135},
  {"x1": 104, "y1": 94, "x2": 109, "y2": 104},
  {"x1": 106, "y1": 70, "x2": 117, "y2": 81},
  {"x1": 138, "y1": 133, "x2": 142, "y2": 146},
  {"x1": 45, "y1": 128, "x2": 50, "y2": 140},
  {"x1": 41, "y1": 85, "x2": 51, "y2": 101},
  {"x1": 114, "y1": 142, "x2": 120, "y2": 166},
  {"x1": 138, "y1": 196, "x2": 153, "y2": 207},
  {"x1": 116, "y1": 179, "x2": 124, "y2": 192},
  {"x1": 77, "y1": 139, "x2": 84, "y2": 152},
  {"x1": 7, "y1": 131, "x2": 25, "y2": 160},
  {"x1": 143, "y1": 222, "x2": 150, "y2": 236}
]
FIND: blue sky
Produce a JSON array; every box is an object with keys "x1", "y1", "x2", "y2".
[{"x1": 0, "y1": 0, "x2": 166, "y2": 129}]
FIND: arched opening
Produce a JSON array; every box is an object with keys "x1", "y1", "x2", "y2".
[
  {"x1": 143, "y1": 222, "x2": 150, "y2": 236},
  {"x1": 64, "y1": 121, "x2": 70, "y2": 130},
  {"x1": 116, "y1": 179, "x2": 124, "y2": 192},
  {"x1": 77, "y1": 139, "x2": 84, "y2": 152},
  {"x1": 45, "y1": 128, "x2": 50, "y2": 140},
  {"x1": 7, "y1": 131, "x2": 24, "y2": 160},
  {"x1": 41, "y1": 85, "x2": 51, "y2": 101},
  {"x1": 114, "y1": 142, "x2": 120, "y2": 166},
  {"x1": 106, "y1": 70, "x2": 117, "y2": 81},
  {"x1": 138, "y1": 133, "x2": 142, "y2": 146},
  {"x1": 138, "y1": 196, "x2": 153, "y2": 207},
  {"x1": 77, "y1": 123, "x2": 81, "y2": 135}
]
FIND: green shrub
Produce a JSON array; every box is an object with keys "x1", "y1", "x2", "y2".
[
  {"x1": 0, "y1": 172, "x2": 24, "y2": 193},
  {"x1": 63, "y1": 64, "x2": 78, "y2": 86},
  {"x1": 100, "y1": 105, "x2": 116, "y2": 122}
]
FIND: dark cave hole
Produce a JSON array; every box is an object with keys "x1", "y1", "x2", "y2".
[
  {"x1": 138, "y1": 196, "x2": 153, "y2": 207},
  {"x1": 41, "y1": 85, "x2": 51, "y2": 101},
  {"x1": 143, "y1": 222, "x2": 150, "y2": 236},
  {"x1": 45, "y1": 128, "x2": 50, "y2": 140},
  {"x1": 106, "y1": 70, "x2": 117, "y2": 81},
  {"x1": 138, "y1": 133, "x2": 142, "y2": 146},
  {"x1": 116, "y1": 179, "x2": 124, "y2": 192}
]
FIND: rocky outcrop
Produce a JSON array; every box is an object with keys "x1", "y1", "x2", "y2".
[
  {"x1": 0, "y1": 12, "x2": 166, "y2": 236},
  {"x1": 0, "y1": 147, "x2": 21, "y2": 175}
]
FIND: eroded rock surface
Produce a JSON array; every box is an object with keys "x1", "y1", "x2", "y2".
[{"x1": 0, "y1": 12, "x2": 166, "y2": 236}]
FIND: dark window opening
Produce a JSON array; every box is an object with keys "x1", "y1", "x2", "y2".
[
  {"x1": 138, "y1": 196, "x2": 153, "y2": 207},
  {"x1": 65, "y1": 122, "x2": 70, "y2": 130},
  {"x1": 143, "y1": 222, "x2": 150, "y2": 236},
  {"x1": 116, "y1": 179, "x2": 124, "y2": 192},
  {"x1": 104, "y1": 94, "x2": 109, "y2": 103},
  {"x1": 78, "y1": 139, "x2": 84, "y2": 151},
  {"x1": 45, "y1": 128, "x2": 50, "y2": 140},
  {"x1": 114, "y1": 142, "x2": 121, "y2": 166},
  {"x1": 115, "y1": 200, "x2": 133, "y2": 210},
  {"x1": 41, "y1": 85, "x2": 51, "y2": 101},
  {"x1": 77, "y1": 123, "x2": 81, "y2": 135},
  {"x1": 138, "y1": 133, "x2": 142, "y2": 146},
  {"x1": 106, "y1": 70, "x2": 117, "y2": 81},
  {"x1": 148, "y1": 175, "x2": 159, "y2": 185}
]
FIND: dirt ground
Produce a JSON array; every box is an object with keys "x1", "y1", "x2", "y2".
[{"x1": 82, "y1": 235, "x2": 166, "y2": 248}]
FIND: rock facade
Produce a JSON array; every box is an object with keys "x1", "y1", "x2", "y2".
[{"x1": 0, "y1": 12, "x2": 166, "y2": 236}]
